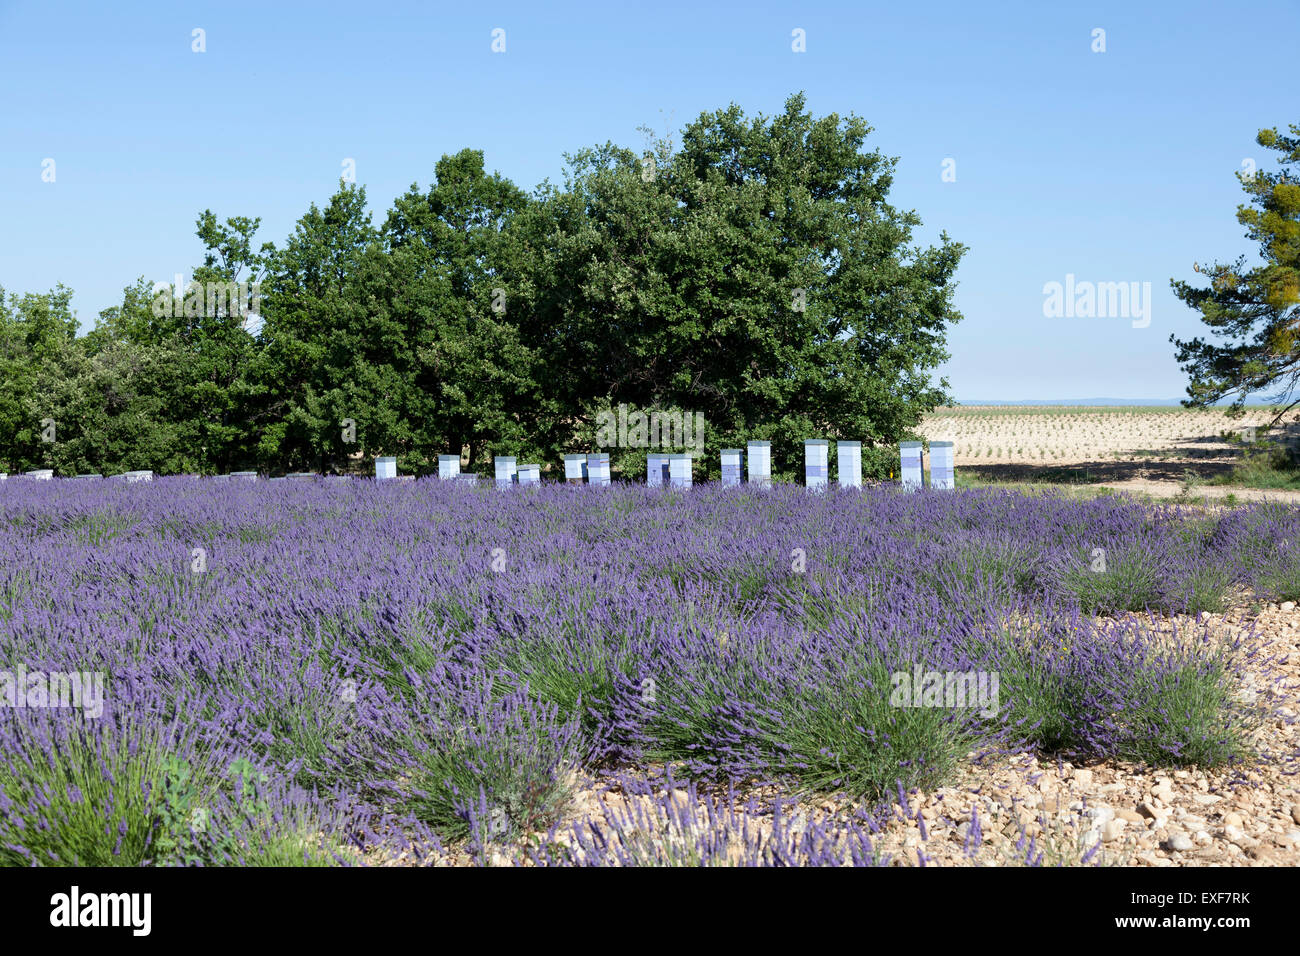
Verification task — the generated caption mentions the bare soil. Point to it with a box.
[921,406,1300,500]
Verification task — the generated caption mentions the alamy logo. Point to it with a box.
[890,667,1000,718]
[50,886,151,936]
[1042,274,1151,328]
[152,277,261,319]
[595,403,705,453]
[1,666,104,718]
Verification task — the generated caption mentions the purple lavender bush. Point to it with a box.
[0,477,1289,864]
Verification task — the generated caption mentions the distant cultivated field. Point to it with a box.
[921,406,1274,465]
[920,405,1297,498]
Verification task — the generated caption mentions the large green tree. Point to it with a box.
[0,284,78,472]
[1172,122,1300,421]
[2,96,967,479]
[380,150,549,471]
[514,93,966,479]
[252,156,548,476]
[139,212,268,472]
[250,183,384,472]
[37,279,195,474]
[187,211,267,470]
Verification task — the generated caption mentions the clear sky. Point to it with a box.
[2,0,1295,401]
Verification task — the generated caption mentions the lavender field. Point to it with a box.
[2,478,1297,866]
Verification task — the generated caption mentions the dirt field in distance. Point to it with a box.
[920,405,1300,501]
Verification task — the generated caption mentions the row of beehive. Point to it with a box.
[393,440,955,489]
[1,442,954,488]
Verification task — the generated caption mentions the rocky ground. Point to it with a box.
[826,600,1298,867]
[369,600,1300,867]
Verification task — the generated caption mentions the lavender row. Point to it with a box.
[0,479,1289,865]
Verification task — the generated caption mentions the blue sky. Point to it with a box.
[2,0,1296,401]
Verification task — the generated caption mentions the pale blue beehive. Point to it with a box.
[837,441,862,488]
[646,453,668,487]
[721,449,742,486]
[494,456,517,487]
[586,453,610,486]
[804,440,829,490]
[668,453,692,488]
[899,442,923,491]
[564,454,586,484]
[930,441,955,490]
[746,441,771,487]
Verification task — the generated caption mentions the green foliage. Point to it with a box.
[152,754,206,866]
[1180,564,1235,616]
[35,284,197,475]
[153,754,333,866]
[1171,120,1300,423]
[1112,655,1252,767]
[0,284,78,472]
[0,720,163,866]
[1258,563,1300,603]
[992,629,1250,766]
[1058,548,1165,614]
[400,702,580,843]
[0,96,965,475]
[1212,441,1300,489]
[516,93,964,477]
[772,660,988,801]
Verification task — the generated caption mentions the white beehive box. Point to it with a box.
[564,454,587,484]
[804,440,829,490]
[746,441,771,487]
[720,449,743,486]
[668,453,692,488]
[837,441,862,488]
[586,453,610,486]
[900,442,923,491]
[494,456,517,487]
[930,441,955,490]
[646,453,668,487]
